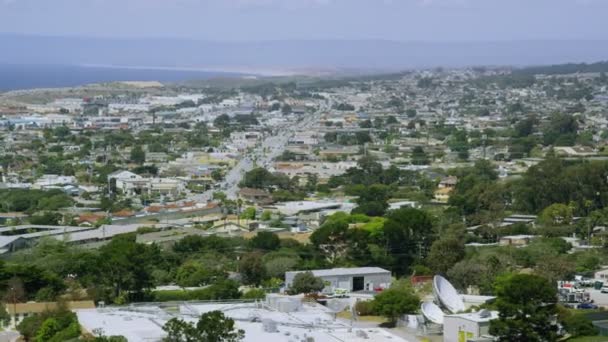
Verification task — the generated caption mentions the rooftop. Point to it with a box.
[76,300,408,342]
[287,267,391,277]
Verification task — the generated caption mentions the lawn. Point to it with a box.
[568,336,608,342]
[336,310,389,324]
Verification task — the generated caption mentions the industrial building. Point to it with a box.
[285,267,391,293]
[76,296,408,342]
[442,311,498,342]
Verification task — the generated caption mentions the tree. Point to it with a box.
[310,219,349,264]
[406,109,417,118]
[214,114,231,130]
[130,145,145,165]
[382,208,434,275]
[249,232,280,251]
[281,104,292,115]
[269,102,281,112]
[372,283,420,323]
[98,234,157,302]
[386,115,399,125]
[288,272,324,295]
[4,276,26,303]
[411,146,429,165]
[359,119,372,129]
[175,261,225,288]
[543,113,579,146]
[489,274,559,342]
[239,253,266,286]
[539,203,574,226]
[163,311,244,342]
[264,257,299,279]
[427,238,465,274]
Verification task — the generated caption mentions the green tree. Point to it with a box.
[411,146,429,165]
[371,283,420,323]
[281,104,292,115]
[288,272,324,295]
[382,208,434,275]
[163,311,244,342]
[130,145,146,165]
[249,232,280,251]
[175,260,226,288]
[426,237,465,274]
[98,234,157,301]
[239,253,266,286]
[359,119,372,129]
[489,274,559,342]
[539,203,574,226]
[264,257,299,279]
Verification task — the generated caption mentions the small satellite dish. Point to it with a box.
[478,309,491,318]
[433,275,466,313]
[421,302,444,325]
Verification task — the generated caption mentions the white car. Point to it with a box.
[601,287,608,294]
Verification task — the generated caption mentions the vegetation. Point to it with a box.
[163,311,244,342]
[489,274,559,341]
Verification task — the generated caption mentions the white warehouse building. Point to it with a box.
[285,267,391,293]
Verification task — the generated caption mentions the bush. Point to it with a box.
[288,272,325,295]
[562,312,599,337]
[152,290,191,302]
[152,280,242,302]
[242,288,266,300]
[18,309,80,342]
[355,300,376,316]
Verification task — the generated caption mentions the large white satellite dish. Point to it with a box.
[420,301,444,325]
[433,275,465,313]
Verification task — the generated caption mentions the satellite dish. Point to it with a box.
[478,309,491,318]
[433,275,466,313]
[421,302,444,325]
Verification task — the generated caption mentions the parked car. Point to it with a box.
[601,286,608,294]
[577,303,599,309]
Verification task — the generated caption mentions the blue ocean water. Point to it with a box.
[0,64,242,91]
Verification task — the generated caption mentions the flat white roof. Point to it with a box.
[444,310,499,323]
[76,301,409,342]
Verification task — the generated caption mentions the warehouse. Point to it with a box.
[285,267,391,293]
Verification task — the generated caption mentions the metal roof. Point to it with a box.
[287,267,390,277]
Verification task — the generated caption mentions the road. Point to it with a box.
[189,109,323,203]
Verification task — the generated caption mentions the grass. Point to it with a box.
[567,336,608,342]
[336,310,389,323]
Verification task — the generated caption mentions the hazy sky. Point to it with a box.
[1,0,607,41]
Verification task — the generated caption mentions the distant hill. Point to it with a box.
[3,34,608,71]
[515,61,608,75]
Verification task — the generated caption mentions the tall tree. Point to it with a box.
[130,145,145,165]
[489,274,559,342]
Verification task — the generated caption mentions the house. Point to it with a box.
[443,310,498,342]
[434,187,453,203]
[285,267,391,293]
[499,235,536,247]
[434,176,458,203]
[439,176,458,189]
[33,175,77,189]
[239,188,274,205]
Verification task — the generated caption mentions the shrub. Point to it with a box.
[242,289,266,300]
[354,300,376,316]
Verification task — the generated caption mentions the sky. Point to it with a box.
[0,0,607,42]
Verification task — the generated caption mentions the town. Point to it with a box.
[1,63,608,341]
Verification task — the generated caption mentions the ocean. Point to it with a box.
[0,64,243,91]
